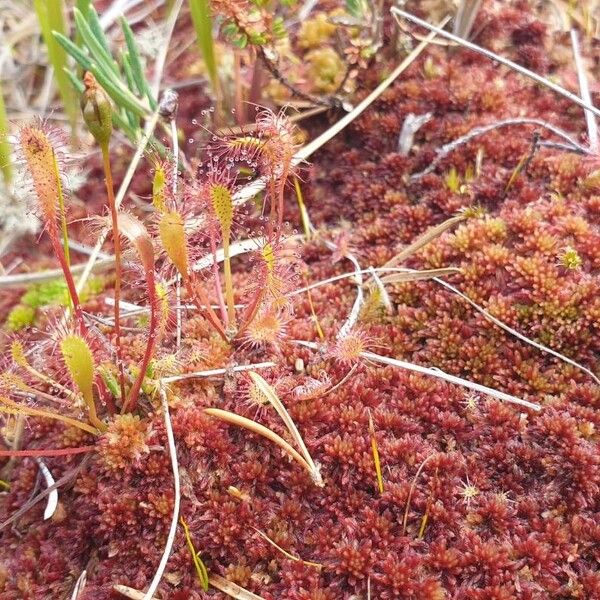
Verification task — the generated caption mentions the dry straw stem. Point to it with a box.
[115,577,267,600]
[380,214,467,270]
[429,274,600,385]
[34,458,58,520]
[248,372,323,486]
[402,453,437,534]
[293,340,541,411]
[392,8,600,120]
[162,361,276,383]
[204,408,316,481]
[251,526,323,569]
[209,574,266,600]
[571,28,598,153]
[137,387,180,600]
[411,117,591,180]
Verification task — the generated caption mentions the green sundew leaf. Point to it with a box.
[120,17,146,97]
[188,0,218,94]
[73,7,120,78]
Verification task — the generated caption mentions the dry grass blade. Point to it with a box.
[571,28,598,152]
[251,527,323,569]
[381,215,466,269]
[453,0,483,39]
[248,372,323,486]
[411,117,590,180]
[204,408,315,480]
[402,453,437,534]
[137,387,180,600]
[113,585,159,600]
[70,570,87,600]
[293,341,541,411]
[35,458,58,520]
[0,258,115,290]
[209,574,266,600]
[378,267,461,286]
[431,276,600,385]
[392,8,600,119]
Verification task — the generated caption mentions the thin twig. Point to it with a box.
[140,387,180,600]
[162,361,276,383]
[392,8,600,120]
[428,275,600,385]
[411,117,591,180]
[571,28,598,152]
[293,340,541,411]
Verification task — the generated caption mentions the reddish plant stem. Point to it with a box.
[48,227,87,334]
[186,275,228,341]
[209,234,228,325]
[101,145,127,403]
[0,445,95,458]
[123,271,158,413]
[236,287,265,340]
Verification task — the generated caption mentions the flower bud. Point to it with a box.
[80,71,112,147]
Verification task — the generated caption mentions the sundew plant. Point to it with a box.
[1,1,600,599]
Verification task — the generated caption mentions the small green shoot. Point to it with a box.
[180,516,209,591]
[33,0,79,135]
[188,0,219,100]
[0,81,11,183]
[367,410,384,495]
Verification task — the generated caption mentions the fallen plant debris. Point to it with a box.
[1,1,600,599]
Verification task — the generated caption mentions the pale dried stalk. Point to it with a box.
[392,8,600,119]
[293,340,541,411]
[571,29,598,152]
[411,117,591,180]
[139,387,180,600]
[209,574,266,600]
[162,361,276,383]
[35,458,58,520]
[204,408,315,479]
[429,275,600,385]
[248,372,323,486]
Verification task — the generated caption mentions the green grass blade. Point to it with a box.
[121,53,141,129]
[87,6,114,63]
[73,7,120,78]
[53,31,93,71]
[188,0,218,94]
[33,0,79,134]
[75,0,92,47]
[63,67,85,93]
[119,17,158,109]
[0,81,12,184]
[120,18,145,97]
[54,32,148,118]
